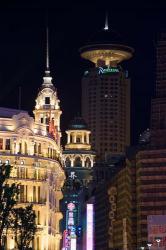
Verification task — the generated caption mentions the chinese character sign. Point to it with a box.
[148,215,166,250]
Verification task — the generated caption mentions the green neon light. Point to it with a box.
[98,67,119,74]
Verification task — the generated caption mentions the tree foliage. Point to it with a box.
[13,204,37,250]
[0,164,19,247]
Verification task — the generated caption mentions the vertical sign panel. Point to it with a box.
[86,204,94,250]
[70,237,77,250]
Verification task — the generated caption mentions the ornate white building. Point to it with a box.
[0,31,65,250]
[62,117,95,174]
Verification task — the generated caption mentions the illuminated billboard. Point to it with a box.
[86,204,94,250]
[70,237,77,250]
[147,215,166,250]
[62,202,77,250]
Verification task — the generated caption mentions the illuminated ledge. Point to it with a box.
[65,144,91,150]
[10,177,46,182]
[0,152,62,166]
[80,43,134,64]
[17,201,46,206]
[63,149,96,155]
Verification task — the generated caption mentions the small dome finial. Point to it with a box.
[104,11,109,31]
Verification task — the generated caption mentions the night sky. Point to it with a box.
[0,1,166,145]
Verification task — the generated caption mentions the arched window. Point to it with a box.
[74,157,82,167]
[19,143,22,153]
[25,142,28,154]
[34,143,37,154]
[85,157,91,168]
[65,158,71,167]
[38,143,41,154]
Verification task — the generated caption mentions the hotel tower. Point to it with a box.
[80,17,134,160]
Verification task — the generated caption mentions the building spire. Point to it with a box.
[104,12,109,31]
[42,26,54,88]
[45,27,50,76]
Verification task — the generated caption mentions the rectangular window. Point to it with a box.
[45,97,50,104]
[0,139,3,150]
[33,186,36,202]
[5,139,10,150]
[20,185,24,202]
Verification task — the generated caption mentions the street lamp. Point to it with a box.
[155,237,161,249]
[140,247,145,250]
[147,242,152,250]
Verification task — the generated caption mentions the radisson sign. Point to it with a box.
[98,67,119,74]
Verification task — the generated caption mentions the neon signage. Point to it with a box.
[67,203,75,211]
[70,237,77,250]
[69,172,77,180]
[86,204,94,250]
[98,66,119,74]
[63,202,77,250]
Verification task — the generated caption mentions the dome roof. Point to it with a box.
[88,29,124,45]
[68,117,88,130]
[79,28,134,63]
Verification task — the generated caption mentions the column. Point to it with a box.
[81,133,84,143]
[30,141,35,155]
[82,157,85,167]
[71,158,74,167]
[67,132,70,144]
[3,139,5,150]
[24,185,27,202]
[73,134,76,143]
[90,158,93,167]
[86,133,90,144]
[13,142,16,154]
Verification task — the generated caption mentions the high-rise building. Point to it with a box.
[0,29,65,250]
[93,155,135,250]
[61,117,95,250]
[80,19,134,160]
[151,33,166,146]
[135,33,166,249]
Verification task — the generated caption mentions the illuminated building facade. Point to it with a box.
[0,31,65,250]
[135,33,166,248]
[136,149,166,247]
[61,117,95,250]
[151,33,166,146]
[80,19,134,160]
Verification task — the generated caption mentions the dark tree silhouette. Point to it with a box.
[13,204,37,250]
[0,164,19,248]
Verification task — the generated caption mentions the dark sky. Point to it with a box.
[0,1,166,145]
